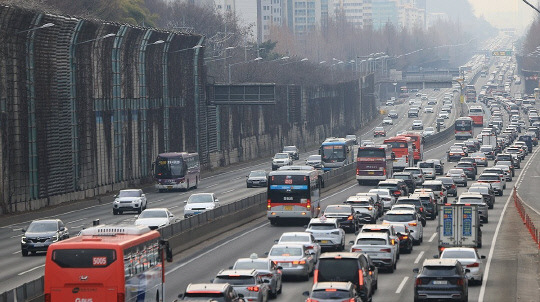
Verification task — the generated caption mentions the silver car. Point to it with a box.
[477,173,504,195]
[368,188,396,210]
[305,154,323,169]
[439,247,486,285]
[350,233,398,273]
[403,167,425,185]
[232,254,283,298]
[469,152,488,167]
[457,193,489,223]
[246,170,268,188]
[446,169,468,187]
[382,209,424,244]
[267,244,315,280]
[277,232,321,262]
[305,217,345,251]
[213,269,270,302]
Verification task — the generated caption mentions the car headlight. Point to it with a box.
[21,237,27,243]
[52,235,59,242]
[114,199,119,204]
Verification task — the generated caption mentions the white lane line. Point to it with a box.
[18,264,45,276]
[414,251,425,264]
[169,205,180,209]
[321,184,358,201]
[428,232,438,243]
[156,199,164,202]
[166,222,269,275]
[10,234,22,239]
[223,189,235,194]
[478,143,540,302]
[395,276,409,294]
[206,183,219,188]
[12,250,21,255]
[67,218,86,224]
[12,228,22,232]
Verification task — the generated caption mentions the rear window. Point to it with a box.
[478,175,499,181]
[317,259,359,283]
[418,162,434,168]
[311,289,351,299]
[439,178,453,185]
[356,238,387,245]
[422,185,442,191]
[458,198,484,204]
[384,214,415,222]
[280,235,309,243]
[184,293,226,301]
[308,223,336,230]
[378,184,398,190]
[441,250,476,259]
[269,247,303,256]
[422,266,459,277]
[214,276,255,285]
[52,249,117,268]
[325,206,351,214]
[397,200,421,207]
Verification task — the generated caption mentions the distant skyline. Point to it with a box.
[469,0,537,33]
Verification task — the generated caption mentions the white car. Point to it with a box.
[183,193,220,218]
[368,188,396,210]
[305,217,345,251]
[112,189,147,215]
[350,233,398,272]
[422,127,435,137]
[438,112,449,119]
[305,154,323,169]
[382,209,424,244]
[272,152,293,170]
[134,208,176,230]
[383,117,393,125]
[439,247,486,285]
[412,120,424,130]
[424,106,434,113]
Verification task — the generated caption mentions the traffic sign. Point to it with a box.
[492,50,513,56]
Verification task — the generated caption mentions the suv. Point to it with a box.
[213,269,269,302]
[396,196,427,224]
[457,193,489,223]
[184,193,220,218]
[413,259,469,302]
[315,252,375,302]
[359,224,401,258]
[412,120,424,130]
[426,159,444,175]
[377,179,409,198]
[323,204,358,233]
[282,145,300,160]
[112,189,147,215]
[411,193,437,220]
[456,162,477,180]
[495,153,518,171]
[350,233,398,273]
[408,108,419,118]
[272,152,293,170]
[477,173,504,196]
[382,209,424,244]
[393,172,416,192]
[468,186,495,209]
[303,282,361,302]
[305,217,346,251]
[344,196,377,224]
[420,180,447,203]
[417,161,436,180]
[21,219,69,256]
[438,177,457,197]
[177,283,244,301]
[403,167,425,186]
[232,254,283,298]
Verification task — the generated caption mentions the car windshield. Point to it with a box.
[356,238,387,245]
[249,171,267,177]
[214,276,255,285]
[283,146,296,152]
[269,247,303,256]
[118,191,141,198]
[275,153,289,159]
[307,155,321,161]
[422,266,459,277]
[138,210,167,218]
[280,235,309,243]
[311,290,351,299]
[308,223,336,230]
[188,194,214,203]
[384,214,415,222]
[27,221,57,233]
[234,261,269,270]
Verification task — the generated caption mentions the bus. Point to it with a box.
[455,117,474,140]
[383,136,414,172]
[44,225,172,302]
[319,137,355,171]
[465,85,476,103]
[468,105,484,127]
[400,132,424,163]
[153,152,200,192]
[267,169,321,225]
[534,88,540,104]
[356,144,394,185]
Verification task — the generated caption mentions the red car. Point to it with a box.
[374,127,386,137]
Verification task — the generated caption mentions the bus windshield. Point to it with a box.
[155,156,184,178]
[357,149,385,158]
[321,145,346,162]
[455,122,472,131]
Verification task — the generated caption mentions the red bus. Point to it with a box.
[468,105,484,127]
[455,117,474,140]
[383,136,414,172]
[356,144,394,185]
[153,152,200,192]
[400,132,424,164]
[44,225,172,302]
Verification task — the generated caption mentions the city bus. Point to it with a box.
[356,144,394,185]
[468,105,484,127]
[383,136,414,172]
[153,152,200,192]
[44,225,173,302]
[319,137,355,171]
[400,132,424,163]
[267,169,321,225]
[455,117,474,140]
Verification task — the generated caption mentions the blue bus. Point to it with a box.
[319,137,355,171]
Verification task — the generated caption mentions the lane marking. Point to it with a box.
[166,222,269,275]
[395,276,409,294]
[10,234,22,239]
[12,250,21,255]
[223,189,235,194]
[428,232,438,242]
[67,218,85,224]
[18,264,45,276]
[414,251,425,264]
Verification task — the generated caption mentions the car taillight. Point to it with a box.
[293,260,306,265]
[306,299,320,302]
[307,199,311,209]
[460,153,465,156]
[409,222,417,226]
[440,191,443,196]
[356,168,360,175]
[415,278,423,285]
[267,199,271,210]
[456,279,465,286]
[383,168,387,175]
[394,190,401,195]
[247,286,260,292]
[452,184,456,189]
[368,206,373,210]
[418,174,423,178]
[419,208,423,212]
[306,245,314,249]
[351,248,362,252]
[466,262,480,268]
[358,270,364,286]
[347,215,353,221]
[380,248,392,253]
[400,235,408,240]
[117,293,125,302]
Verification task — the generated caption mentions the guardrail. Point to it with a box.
[513,188,540,249]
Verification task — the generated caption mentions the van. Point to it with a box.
[315,252,375,301]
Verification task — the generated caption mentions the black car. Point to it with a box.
[392,172,416,192]
[392,224,414,254]
[21,219,69,256]
[413,259,469,302]
[246,170,268,188]
[412,193,437,220]
[323,204,358,233]
[377,179,409,198]
[468,186,496,209]
[456,162,476,180]
[438,177,457,197]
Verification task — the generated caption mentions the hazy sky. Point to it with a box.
[469,0,537,32]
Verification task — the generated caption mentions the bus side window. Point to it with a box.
[124,252,133,278]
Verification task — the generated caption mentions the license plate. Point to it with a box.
[284,206,293,211]
[368,171,374,175]
[167,186,173,189]
[433,280,447,285]
[320,240,328,244]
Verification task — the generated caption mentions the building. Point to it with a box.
[398,1,425,30]
[258,0,285,43]
[331,0,370,28]
[372,0,399,30]
[284,0,322,36]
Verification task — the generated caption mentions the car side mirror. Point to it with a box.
[302,291,310,297]
[274,239,279,243]
[60,227,65,231]
[433,255,439,259]
[410,230,414,233]
[263,279,270,283]
[264,252,269,256]
[481,255,486,259]
[183,200,187,203]
[277,266,283,270]
[303,225,308,228]
[349,240,354,244]
[370,265,376,271]
[465,269,471,273]
[229,266,233,269]
[413,268,420,273]
[21,229,26,233]
[134,215,139,218]
[215,199,219,202]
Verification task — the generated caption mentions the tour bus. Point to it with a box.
[153,152,200,192]
[267,169,321,225]
[400,132,424,163]
[468,105,484,127]
[44,225,172,302]
[356,144,394,185]
[319,137,355,171]
[383,136,414,172]
[455,117,474,140]
[465,85,476,102]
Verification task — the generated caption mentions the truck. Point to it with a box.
[481,134,497,149]
[438,204,482,254]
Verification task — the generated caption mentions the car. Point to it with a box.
[305,217,346,251]
[323,204,358,233]
[408,108,420,118]
[480,145,496,160]
[368,188,396,210]
[392,172,416,192]
[112,189,147,215]
[382,209,424,244]
[456,162,477,180]
[403,167,425,185]
[493,164,513,182]
[413,259,469,302]
[426,158,444,175]
[457,193,489,223]
[436,118,446,128]
[213,269,270,302]
[361,140,375,147]
[395,196,427,224]
[246,170,268,188]
[350,233,398,272]
[439,247,486,285]
[359,223,401,258]
[184,193,220,218]
[483,167,508,187]
[314,252,375,302]
[374,127,386,137]
[21,219,69,256]
[345,134,358,145]
[477,173,504,196]
[411,192,437,220]
[438,177,457,197]
[277,232,321,263]
[496,153,518,170]
[386,99,395,106]
[424,106,434,113]
[383,117,394,125]
[267,244,315,280]
[134,208,176,230]
[418,161,436,180]
[438,111,449,119]
[344,196,377,224]
[388,110,398,119]
[412,120,424,130]
[447,146,467,162]
[303,282,361,302]
[355,192,384,218]
[271,152,293,170]
[470,152,488,166]
[305,154,323,169]
[176,283,244,302]
[422,127,435,137]
[377,179,408,198]
[427,98,437,105]
[232,253,283,298]
[282,145,299,160]
[420,180,448,203]
[446,169,468,187]
[468,185,495,209]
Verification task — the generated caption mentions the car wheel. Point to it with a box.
[277,280,282,294]
[270,287,278,299]
[118,210,123,215]
[137,207,142,214]
[113,209,118,215]
[388,262,395,273]
[489,203,494,209]
[484,217,489,223]
[21,250,28,257]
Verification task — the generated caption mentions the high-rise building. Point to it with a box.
[284,0,322,36]
[372,0,399,30]
[331,0,370,28]
[258,0,284,43]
